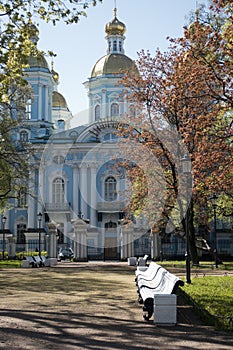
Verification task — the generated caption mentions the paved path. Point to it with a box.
[0,262,232,350]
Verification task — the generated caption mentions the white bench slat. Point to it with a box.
[135,261,184,320]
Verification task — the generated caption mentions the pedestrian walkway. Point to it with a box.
[0,261,232,349]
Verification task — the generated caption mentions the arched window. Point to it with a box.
[103,133,117,143]
[20,130,29,142]
[105,221,117,229]
[17,187,27,207]
[119,41,122,52]
[53,155,65,164]
[95,104,100,120]
[26,99,31,119]
[17,223,26,244]
[111,103,119,117]
[52,178,65,203]
[104,176,117,201]
[113,40,117,51]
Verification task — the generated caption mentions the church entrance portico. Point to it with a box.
[104,220,119,260]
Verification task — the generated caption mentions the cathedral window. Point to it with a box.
[105,221,117,229]
[53,155,65,164]
[20,130,29,142]
[103,133,117,143]
[25,99,31,119]
[95,104,100,121]
[119,41,122,52]
[111,103,119,117]
[16,223,26,244]
[17,187,27,207]
[52,178,65,203]
[104,176,117,201]
[113,40,117,51]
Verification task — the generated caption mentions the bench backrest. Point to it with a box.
[137,262,184,300]
[135,261,160,278]
[33,255,41,262]
[25,256,35,262]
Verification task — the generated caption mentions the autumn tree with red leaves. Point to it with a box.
[119,1,233,265]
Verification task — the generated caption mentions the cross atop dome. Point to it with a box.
[114,0,117,18]
[105,4,126,54]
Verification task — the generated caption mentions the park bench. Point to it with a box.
[137,254,149,267]
[135,261,184,321]
[33,255,47,267]
[23,255,47,268]
[23,256,40,268]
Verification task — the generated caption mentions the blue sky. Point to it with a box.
[38,0,209,126]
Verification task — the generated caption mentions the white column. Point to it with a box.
[5,210,10,230]
[102,89,107,119]
[28,170,36,229]
[80,164,88,219]
[73,165,79,218]
[38,165,44,214]
[88,93,93,123]
[121,222,134,259]
[38,84,42,120]
[90,164,97,227]
[44,85,48,121]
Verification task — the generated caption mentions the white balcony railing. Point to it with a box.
[97,201,125,212]
[45,203,70,211]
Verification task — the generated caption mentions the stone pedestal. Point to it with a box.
[120,222,134,260]
[72,218,88,261]
[47,221,58,259]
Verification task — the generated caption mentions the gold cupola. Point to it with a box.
[51,61,59,84]
[105,8,126,36]
[89,7,139,78]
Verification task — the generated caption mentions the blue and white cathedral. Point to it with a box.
[3,8,232,262]
[4,8,153,261]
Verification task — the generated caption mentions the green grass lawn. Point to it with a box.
[181,276,233,331]
[0,259,22,268]
[160,260,233,270]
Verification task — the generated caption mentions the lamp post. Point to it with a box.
[181,154,191,284]
[209,194,218,268]
[37,212,42,257]
[1,215,7,260]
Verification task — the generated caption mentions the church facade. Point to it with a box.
[3,9,232,262]
[4,9,155,261]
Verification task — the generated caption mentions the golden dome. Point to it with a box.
[24,23,49,70]
[27,54,49,69]
[105,9,126,36]
[91,53,138,78]
[27,23,39,41]
[52,91,68,109]
[51,68,59,83]
[51,61,59,83]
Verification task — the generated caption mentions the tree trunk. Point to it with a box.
[189,199,199,266]
[181,198,199,266]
